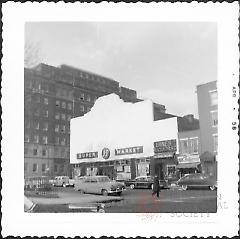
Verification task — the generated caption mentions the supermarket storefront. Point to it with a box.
[70,94,179,180]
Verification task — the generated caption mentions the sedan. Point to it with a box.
[74,176,125,196]
[177,173,217,190]
[125,176,169,189]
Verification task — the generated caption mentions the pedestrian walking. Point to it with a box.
[152,175,160,200]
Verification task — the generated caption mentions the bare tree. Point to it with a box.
[24,40,43,68]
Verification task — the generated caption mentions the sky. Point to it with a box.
[25,22,217,118]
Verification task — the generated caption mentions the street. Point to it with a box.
[47,186,217,213]
[105,188,217,213]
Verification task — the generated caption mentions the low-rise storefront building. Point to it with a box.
[70,94,180,181]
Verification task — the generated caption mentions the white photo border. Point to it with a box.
[2,2,239,237]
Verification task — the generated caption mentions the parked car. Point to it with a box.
[124,176,169,189]
[24,196,105,213]
[176,173,217,190]
[52,176,75,187]
[74,176,125,196]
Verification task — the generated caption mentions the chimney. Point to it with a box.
[183,114,194,122]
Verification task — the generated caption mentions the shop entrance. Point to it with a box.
[98,166,115,180]
[154,163,164,180]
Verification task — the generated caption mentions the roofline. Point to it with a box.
[196,80,217,88]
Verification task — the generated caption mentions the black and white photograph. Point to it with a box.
[2,2,239,238]
[23,21,218,214]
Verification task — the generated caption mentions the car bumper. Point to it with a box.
[108,189,124,194]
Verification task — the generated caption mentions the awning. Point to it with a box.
[176,162,200,169]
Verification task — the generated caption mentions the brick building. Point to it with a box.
[196,81,218,178]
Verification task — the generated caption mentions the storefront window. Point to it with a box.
[180,139,188,154]
[137,163,149,176]
[124,165,131,173]
[166,165,176,178]
[189,137,198,154]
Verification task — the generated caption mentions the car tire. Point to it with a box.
[116,192,122,196]
[130,184,135,189]
[182,185,188,191]
[101,189,108,196]
[98,209,105,213]
[209,185,216,191]
[78,189,84,194]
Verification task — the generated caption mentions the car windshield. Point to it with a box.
[97,177,111,182]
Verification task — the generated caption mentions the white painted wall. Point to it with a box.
[70,94,178,164]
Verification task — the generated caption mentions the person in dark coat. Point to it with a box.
[152,175,160,199]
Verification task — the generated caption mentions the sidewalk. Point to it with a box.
[29,191,123,205]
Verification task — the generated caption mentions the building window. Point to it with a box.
[67,115,71,121]
[180,139,188,154]
[42,164,46,172]
[33,135,39,143]
[35,95,40,103]
[44,97,48,105]
[43,110,48,117]
[42,149,47,156]
[80,105,84,112]
[24,163,28,172]
[62,89,67,97]
[211,111,218,127]
[56,100,60,107]
[93,96,97,102]
[86,95,91,102]
[62,102,66,109]
[43,84,49,93]
[55,137,59,145]
[209,90,218,106]
[87,107,91,112]
[34,109,40,116]
[54,164,58,172]
[61,138,66,146]
[67,103,72,110]
[34,122,39,130]
[37,83,41,90]
[33,163,38,172]
[80,93,84,101]
[43,136,48,144]
[60,164,64,172]
[61,125,66,133]
[43,122,48,131]
[189,137,198,154]
[26,120,30,128]
[55,113,60,120]
[55,124,59,132]
[33,148,38,156]
[166,165,176,178]
[24,148,28,155]
[26,94,31,102]
[61,113,66,120]
[213,134,218,152]
[24,135,30,142]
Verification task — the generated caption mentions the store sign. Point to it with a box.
[102,148,110,159]
[154,139,177,153]
[178,154,200,164]
[77,151,98,159]
[115,146,143,156]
